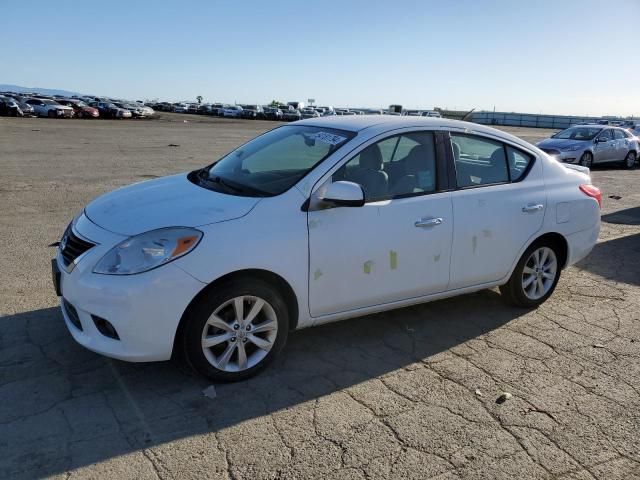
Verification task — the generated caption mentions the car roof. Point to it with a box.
[295,115,544,153]
[295,114,498,134]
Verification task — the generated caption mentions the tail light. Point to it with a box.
[579,184,602,208]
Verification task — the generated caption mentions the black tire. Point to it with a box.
[579,151,593,168]
[181,278,289,382]
[623,151,636,170]
[499,240,562,308]
[47,110,56,118]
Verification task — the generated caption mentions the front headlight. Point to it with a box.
[93,227,202,275]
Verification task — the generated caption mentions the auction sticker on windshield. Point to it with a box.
[313,132,348,146]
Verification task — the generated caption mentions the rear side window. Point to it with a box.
[506,146,533,181]
[613,129,626,140]
[451,134,509,187]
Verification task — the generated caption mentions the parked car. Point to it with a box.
[0,96,23,116]
[263,106,283,121]
[240,105,264,119]
[281,108,302,121]
[536,125,638,169]
[3,95,35,116]
[57,99,99,118]
[26,98,74,118]
[220,105,243,118]
[89,101,132,119]
[114,102,153,118]
[300,107,320,119]
[52,116,601,381]
[173,103,189,113]
[317,106,335,116]
[210,103,226,116]
[154,102,173,112]
[187,104,200,114]
[197,104,212,114]
[421,110,442,118]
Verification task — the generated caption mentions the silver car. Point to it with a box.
[537,124,638,169]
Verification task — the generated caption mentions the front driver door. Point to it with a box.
[593,128,614,163]
[307,130,453,318]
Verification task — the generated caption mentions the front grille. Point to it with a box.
[63,298,83,331]
[60,227,95,267]
[541,148,560,156]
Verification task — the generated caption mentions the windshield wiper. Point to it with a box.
[197,169,271,197]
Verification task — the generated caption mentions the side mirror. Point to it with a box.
[318,181,365,207]
[595,137,607,143]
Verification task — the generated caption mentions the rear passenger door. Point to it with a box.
[448,133,545,289]
[613,129,628,161]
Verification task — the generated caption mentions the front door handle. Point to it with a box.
[415,217,443,228]
[522,204,544,213]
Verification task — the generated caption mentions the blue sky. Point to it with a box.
[3,0,639,116]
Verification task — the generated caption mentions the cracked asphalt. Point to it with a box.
[1,114,639,479]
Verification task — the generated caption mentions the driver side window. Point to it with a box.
[598,129,613,142]
[333,132,437,202]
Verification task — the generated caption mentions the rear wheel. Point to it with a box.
[623,151,636,169]
[181,278,289,381]
[579,151,593,168]
[500,241,561,308]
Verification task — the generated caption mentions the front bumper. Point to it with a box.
[54,215,205,362]
[541,147,584,164]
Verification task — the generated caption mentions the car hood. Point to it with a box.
[84,173,261,236]
[537,138,587,149]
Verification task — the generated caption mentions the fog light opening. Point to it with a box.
[92,315,120,340]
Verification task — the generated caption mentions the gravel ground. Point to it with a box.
[1,114,639,480]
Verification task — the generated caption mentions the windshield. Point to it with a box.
[553,127,601,141]
[196,125,355,196]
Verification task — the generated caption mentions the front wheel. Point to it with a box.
[181,279,289,381]
[500,242,561,308]
[623,151,636,170]
[579,151,593,168]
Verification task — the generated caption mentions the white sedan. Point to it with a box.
[53,116,601,381]
[220,105,243,118]
[26,98,74,118]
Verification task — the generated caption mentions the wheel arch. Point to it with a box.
[172,268,299,359]
[529,231,569,269]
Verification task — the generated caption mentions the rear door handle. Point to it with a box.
[415,217,443,228]
[522,204,544,213]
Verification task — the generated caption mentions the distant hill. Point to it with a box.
[0,84,84,97]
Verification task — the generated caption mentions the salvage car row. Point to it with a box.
[148,101,407,121]
[0,92,155,119]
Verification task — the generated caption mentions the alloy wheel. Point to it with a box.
[625,152,636,169]
[580,152,593,168]
[201,295,278,372]
[521,247,557,300]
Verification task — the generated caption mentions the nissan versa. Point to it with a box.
[53,116,601,381]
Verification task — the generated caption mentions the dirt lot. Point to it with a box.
[1,114,639,480]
